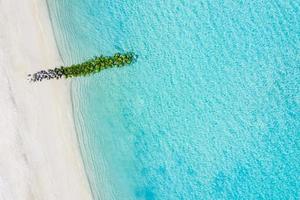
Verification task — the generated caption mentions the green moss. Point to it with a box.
[28,52,137,82]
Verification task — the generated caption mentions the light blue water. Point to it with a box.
[47,1,300,199]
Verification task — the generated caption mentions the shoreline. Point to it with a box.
[0,0,93,199]
[45,1,95,198]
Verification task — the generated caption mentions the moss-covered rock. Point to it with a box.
[28,52,137,82]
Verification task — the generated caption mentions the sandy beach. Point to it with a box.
[0,0,92,199]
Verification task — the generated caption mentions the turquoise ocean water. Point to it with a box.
[47,1,299,199]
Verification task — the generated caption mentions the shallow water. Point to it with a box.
[48,0,300,199]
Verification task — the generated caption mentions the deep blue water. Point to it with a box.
[48,1,300,199]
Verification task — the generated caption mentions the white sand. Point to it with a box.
[0,0,93,199]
